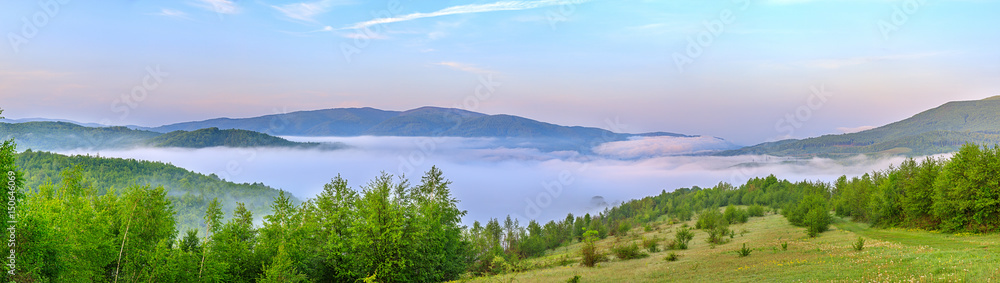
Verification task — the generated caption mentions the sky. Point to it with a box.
[2,0,999,145]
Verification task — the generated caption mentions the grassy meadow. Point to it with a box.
[462,210,1000,282]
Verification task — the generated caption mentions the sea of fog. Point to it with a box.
[60,136,921,225]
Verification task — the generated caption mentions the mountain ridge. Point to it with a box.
[718,96,1000,156]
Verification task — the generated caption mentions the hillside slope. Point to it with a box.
[0,122,322,151]
[15,150,295,233]
[718,97,1000,156]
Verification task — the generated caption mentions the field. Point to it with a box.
[463,212,1000,282]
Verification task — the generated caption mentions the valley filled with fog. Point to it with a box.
[59,136,926,224]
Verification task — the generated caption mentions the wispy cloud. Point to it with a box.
[273,0,353,23]
[340,0,584,30]
[155,8,192,20]
[192,0,239,15]
[435,62,496,75]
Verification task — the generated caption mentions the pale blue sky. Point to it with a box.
[1,0,998,144]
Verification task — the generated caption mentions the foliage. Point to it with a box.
[674,226,695,250]
[610,242,648,260]
[664,252,680,262]
[735,243,752,257]
[15,149,289,234]
[642,236,661,253]
[578,230,607,267]
[852,237,865,251]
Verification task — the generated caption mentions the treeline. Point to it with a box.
[15,149,290,234]
[832,143,1000,232]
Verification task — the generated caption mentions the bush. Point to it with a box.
[674,226,695,250]
[724,205,749,224]
[579,230,608,267]
[806,208,830,237]
[616,222,632,236]
[611,242,649,260]
[697,209,726,230]
[747,204,766,217]
[642,237,661,253]
[664,252,680,262]
[566,275,581,283]
[852,237,865,251]
[735,243,752,257]
[706,225,731,244]
[781,242,788,251]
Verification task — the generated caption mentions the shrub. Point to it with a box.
[566,275,581,283]
[617,222,632,236]
[579,230,608,267]
[611,242,649,260]
[643,223,654,232]
[853,237,865,251]
[747,204,766,217]
[706,225,731,244]
[736,243,752,257]
[806,208,830,237]
[674,226,695,250]
[697,209,726,230]
[642,237,661,253]
[781,242,788,251]
[724,205,749,224]
[664,252,680,262]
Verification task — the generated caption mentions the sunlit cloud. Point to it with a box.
[155,8,191,20]
[339,0,587,30]
[192,0,239,15]
[272,0,354,23]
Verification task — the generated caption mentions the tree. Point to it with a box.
[258,244,308,283]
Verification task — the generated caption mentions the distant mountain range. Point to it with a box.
[718,96,1000,157]
[0,122,326,151]
[147,106,707,153]
[10,96,999,158]
[150,106,691,140]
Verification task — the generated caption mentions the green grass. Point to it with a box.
[461,213,1000,282]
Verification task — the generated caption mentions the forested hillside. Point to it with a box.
[15,149,293,233]
[147,127,320,148]
[0,122,323,151]
[719,97,1000,157]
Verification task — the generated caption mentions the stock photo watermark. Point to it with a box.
[6,171,18,276]
[396,73,501,177]
[7,0,71,54]
[877,0,927,41]
[520,117,628,220]
[774,84,833,139]
[341,0,411,63]
[673,0,750,73]
[546,0,587,30]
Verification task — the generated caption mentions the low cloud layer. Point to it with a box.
[59,136,932,225]
[593,136,742,158]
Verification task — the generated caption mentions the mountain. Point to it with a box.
[718,96,1000,157]
[0,122,324,151]
[153,107,400,136]
[0,117,147,130]
[151,106,691,139]
[149,106,704,153]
